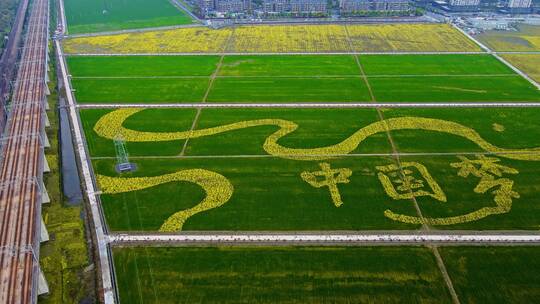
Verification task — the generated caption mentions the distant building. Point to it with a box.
[468,18,510,30]
[197,0,252,15]
[216,0,252,13]
[340,0,410,12]
[340,0,371,11]
[198,0,215,15]
[263,0,289,12]
[448,0,480,11]
[377,0,410,11]
[507,0,532,12]
[291,0,327,13]
[262,0,327,14]
[508,0,532,8]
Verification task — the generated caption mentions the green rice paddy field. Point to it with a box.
[112,246,540,304]
[113,246,452,304]
[61,19,540,303]
[67,24,540,303]
[81,107,540,231]
[64,0,194,34]
[67,54,540,103]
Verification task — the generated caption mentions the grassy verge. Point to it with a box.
[38,43,94,303]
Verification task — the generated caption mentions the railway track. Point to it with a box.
[0,0,49,302]
[0,0,31,131]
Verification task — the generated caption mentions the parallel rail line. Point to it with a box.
[0,0,49,302]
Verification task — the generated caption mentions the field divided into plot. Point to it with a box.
[65,0,195,34]
[68,54,540,103]
[81,107,540,232]
[63,20,540,303]
[113,246,452,304]
[63,23,480,53]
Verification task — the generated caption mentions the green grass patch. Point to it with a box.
[65,0,195,34]
[441,247,540,303]
[113,246,451,304]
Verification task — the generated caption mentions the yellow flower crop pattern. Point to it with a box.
[384,158,520,226]
[97,169,233,232]
[63,23,480,54]
[346,24,480,52]
[95,108,540,162]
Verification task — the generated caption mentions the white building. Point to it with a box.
[340,0,410,12]
[448,0,480,6]
[508,0,531,8]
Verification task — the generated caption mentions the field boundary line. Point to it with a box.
[180,30,234,155]
[202,55,226,102]
[89,150,540,160]
[432,246,461,304]
[76,102,540,109]
[355,46,458,301]
[107,232,540,246]
[353,48,429,231]
[179,110,201,156]
[65,51,491,56]
[343,24,356,53]
[167,0,202,22]
[131,254,145,304]
[58,0,68,35]
[71,74,520,79]
[492,53,540,90]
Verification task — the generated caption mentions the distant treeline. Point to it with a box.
[0,0,20,51]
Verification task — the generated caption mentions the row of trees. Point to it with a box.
[0,0,19,51]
